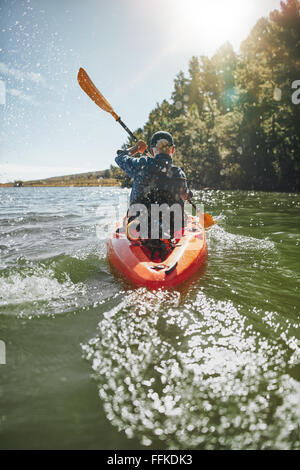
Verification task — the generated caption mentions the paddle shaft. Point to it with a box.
[118,119,151,156]
[116,117,138,142]
[188,198,197,215]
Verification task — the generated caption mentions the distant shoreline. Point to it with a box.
[0,170,121,188]
[0,176,121,188]
[0,183,120,188]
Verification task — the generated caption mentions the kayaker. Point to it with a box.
[115,131,193,239]
[115,131,192,204]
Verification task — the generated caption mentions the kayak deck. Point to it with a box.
[107,214,207,288]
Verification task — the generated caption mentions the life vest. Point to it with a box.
[139,160,187,208]
[127,157,187,241]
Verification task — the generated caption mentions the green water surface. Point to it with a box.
[0,187,299,449]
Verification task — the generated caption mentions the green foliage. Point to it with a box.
[110,164,132,188]
[124,0,300,192]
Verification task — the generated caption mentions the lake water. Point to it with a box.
[0,187,299,449]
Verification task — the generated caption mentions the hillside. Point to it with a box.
[0,169,120,187]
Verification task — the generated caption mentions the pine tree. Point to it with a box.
[123,0,300,192]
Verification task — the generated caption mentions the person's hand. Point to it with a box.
[128,140,147,156]
[137,140,147,154]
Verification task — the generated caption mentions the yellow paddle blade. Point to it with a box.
[203,213,216,229]
[198,212,216,229]
[77,68,119,120]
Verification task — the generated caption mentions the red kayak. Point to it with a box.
[107,214,207,288]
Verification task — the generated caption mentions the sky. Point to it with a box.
[0,0,282,183]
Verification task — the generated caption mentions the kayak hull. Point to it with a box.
[107,215,207,288]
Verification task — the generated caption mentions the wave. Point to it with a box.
[207,223,275,252]
[0,248,111,316]
[0,264,86,316]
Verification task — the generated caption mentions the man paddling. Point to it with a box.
[77,69,215,234]
[116,130,192,205]
[115,131,192,240]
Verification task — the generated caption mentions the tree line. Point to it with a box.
[111,0,300,192]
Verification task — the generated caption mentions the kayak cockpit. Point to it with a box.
[108,214,207,288]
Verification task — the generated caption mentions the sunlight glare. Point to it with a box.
[171,0,257,53]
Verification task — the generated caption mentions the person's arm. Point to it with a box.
[177,169,193,201]
[184,186,194,200]
[181,184,193,201]
[115,140,147,179]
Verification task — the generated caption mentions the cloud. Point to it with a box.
[0,62,47,87]
[7,87,37,104]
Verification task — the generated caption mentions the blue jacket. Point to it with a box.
[115,150,191,205]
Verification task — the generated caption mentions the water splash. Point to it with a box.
[0,249,112,316]
[83,289,300,450]
[207,224,275,252]
[0,262,86,316]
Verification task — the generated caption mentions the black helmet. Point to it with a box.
[150,131,174,149]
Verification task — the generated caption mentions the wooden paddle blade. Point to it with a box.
[77,68,119,120]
